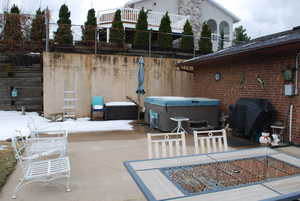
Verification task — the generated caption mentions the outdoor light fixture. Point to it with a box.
[282,69,294,82]
[11,87,18,97]
[10,87,18,106]
[215,72,221,81]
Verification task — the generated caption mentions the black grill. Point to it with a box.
[229,98,276,139]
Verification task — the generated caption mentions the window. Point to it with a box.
[219,21,230,35]
[207,19,217,34]
[219,21,230,42]
[207,19,217,41]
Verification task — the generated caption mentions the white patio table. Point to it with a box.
[124,147,300,201]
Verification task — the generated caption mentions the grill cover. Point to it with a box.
[229,98,276,138]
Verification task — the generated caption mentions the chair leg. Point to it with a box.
[12,178,25,199]
[66,174,71,192]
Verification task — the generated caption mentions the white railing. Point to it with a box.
[211,33,230,42]
[98,8,189,32]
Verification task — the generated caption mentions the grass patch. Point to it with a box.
[0,142,16,191]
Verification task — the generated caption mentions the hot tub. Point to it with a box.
[144,96,220,132]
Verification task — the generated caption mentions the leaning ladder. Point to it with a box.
[63,73,77,119]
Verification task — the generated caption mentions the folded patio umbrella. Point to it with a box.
[136,56,145,95]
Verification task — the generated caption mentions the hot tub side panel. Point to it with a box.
[145,103,220,132]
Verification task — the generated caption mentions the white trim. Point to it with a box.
[206,0,240,23]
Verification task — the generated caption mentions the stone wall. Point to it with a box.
[43,53,194,117]
[178,0,203,33]
[178,0,203,48]
[178,0,235,50]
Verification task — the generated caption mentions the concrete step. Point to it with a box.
[0,56,9,62]
[0,66,42,72]
[0,77,42,85]
[0,104,42,112]
[0,72,43,78]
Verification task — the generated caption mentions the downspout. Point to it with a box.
[289,52,300,144]
[289,104,293,143]
[295,52,300,95]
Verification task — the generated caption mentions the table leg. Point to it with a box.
[177,121,181,133]
[172,127,178,133]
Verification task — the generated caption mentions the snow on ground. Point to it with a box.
[105,102,136,106]
[0,111,134,141]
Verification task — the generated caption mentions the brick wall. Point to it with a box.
[192,53,300,145]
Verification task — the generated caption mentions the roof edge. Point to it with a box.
[125,0,148,7]
[178,37,300,67]
[207,0,240,23]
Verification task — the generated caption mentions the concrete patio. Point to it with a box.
[0,124,299,201]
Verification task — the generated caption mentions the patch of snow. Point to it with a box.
[241,42,257,48]
[0,111,134,141]
[215,48,228,53]
[28,52,40,55]
[147,96,187,100]
[106,102,136,106]
[93,105,104,110]
[276,35,288,40]
[146,96,216,101]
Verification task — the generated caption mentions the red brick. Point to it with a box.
[192,54,300,145]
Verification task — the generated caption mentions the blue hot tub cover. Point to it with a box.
[144,96,220,107]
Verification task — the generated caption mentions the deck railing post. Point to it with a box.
[45,7,49,52]
[193,35,196,57]
[94,27,98,54]
[106,28,110,43]
[149,29,152,57]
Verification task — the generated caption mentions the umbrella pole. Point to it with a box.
[137,94,141,120]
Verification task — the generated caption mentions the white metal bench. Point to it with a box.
[11,134,71,199]
[193,129,228,154]
[26,119,68,157]
[147,132,187,159]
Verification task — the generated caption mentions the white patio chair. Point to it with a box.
[11,134,71,199]
[147,132,187,159]
[193,129,228,154]
[15,129,67,158]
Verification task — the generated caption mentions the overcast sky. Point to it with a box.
[2,0,300,39]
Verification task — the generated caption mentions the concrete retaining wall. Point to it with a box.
[43,52,194,117]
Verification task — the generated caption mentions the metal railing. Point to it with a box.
[0,11,237,57]
[98,8,189,33]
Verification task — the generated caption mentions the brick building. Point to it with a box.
[178,27,300,145]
